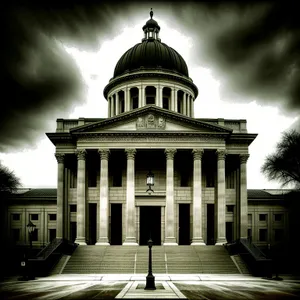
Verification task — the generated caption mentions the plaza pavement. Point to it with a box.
[1,274,300,299]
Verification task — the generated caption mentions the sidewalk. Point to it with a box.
[1,274,300,299]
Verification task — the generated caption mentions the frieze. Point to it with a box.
[136,114,166,129]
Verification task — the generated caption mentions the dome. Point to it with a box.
[113,40,189,78]
[113,9,189,78]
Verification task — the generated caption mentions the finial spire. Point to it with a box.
[150,8,153,19]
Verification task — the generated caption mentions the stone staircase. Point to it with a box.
[62,245,240,274]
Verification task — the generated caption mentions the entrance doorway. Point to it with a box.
[111,204,122,245]
[207,204,215,245]
[226,222,233,243]
[179,204,190,245]
[140,206,161,245]
[88,204,97,245]
[70,222,76,242]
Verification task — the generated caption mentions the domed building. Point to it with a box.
[44,10,258,246]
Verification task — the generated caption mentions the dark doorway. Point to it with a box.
[88,203,97,245]
[226,222,233,243]
[111,204,122,245]
[70,222,76,243]
[179,204,190,245]
[140,206,161,245]
[207,204,215,245]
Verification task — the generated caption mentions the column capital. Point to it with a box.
[98,149,110,160]
[192,148,204,160]
[76,149,87,160]
[165,148,177,160]
[125,148,136,159]
[240,154,250,163]
[55,153,65,163]
[216,149,227,160]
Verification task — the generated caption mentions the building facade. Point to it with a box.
[43,11,258,246]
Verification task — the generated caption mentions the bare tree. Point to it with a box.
[0,162,21,194]
[261,130,300,188]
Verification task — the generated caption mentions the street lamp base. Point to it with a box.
[145,274,156,290]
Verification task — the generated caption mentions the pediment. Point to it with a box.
[70,106,232,135]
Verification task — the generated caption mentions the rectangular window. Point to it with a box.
[132,97,138,109]
[226,205,234,213]
[30,214,39,221]
[113,170,122,187]
[31,229,38,241]
[12,229,20,242]
[248,214,252,223]
[49,229,56,242]
[274,229,284,242]
[70,205,77,212]
[259,214,267,221]
[163,97,169,110]
[259,229,267,242]
[49,214,56,221]
[274,214,283,222]
[120,99,125,113]
[206,171,215,187]
[146,96,155,105]
[12,214,20,221]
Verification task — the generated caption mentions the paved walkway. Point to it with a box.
[1,274,300,299]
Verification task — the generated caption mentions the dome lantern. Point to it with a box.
[142,9,161,42]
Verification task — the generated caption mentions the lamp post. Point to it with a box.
[27,220,36,253]
[145,238,156,290]
[146,171,154,194]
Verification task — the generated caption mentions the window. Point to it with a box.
[274,214,283,222]
[274,229,284,242]
[259,229,267,242]
[31,229,38,241]
[259,214,267,221]
[146,96,155,105]
[49,214,56,221]
[113,170,122,187]
[70,205,77,212]
[12,229,20,242]
[206,171,215,187]
[247,228,252,240]
[12,214,20,221]
[227,205,234,213]
[120,99,125,113]
[248,214,252,223]
[132,97,138,109]
[30,214,38,221]
[163,97,169,110]
[49,229,56,242]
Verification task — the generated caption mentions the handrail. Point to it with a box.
[239,238,268,260]
[35,238,64,260]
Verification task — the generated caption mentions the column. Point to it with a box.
[191,149,205,245]
[110,95,115,117]
[183,93,187,115]
[96,149,110,245]
[174,89,178,112]
[138,87,142,108]
[75,149,87,245]
[159,86,163,108]
[164,148,178,245]
[125,88,131,112]
[240,154,249,239]
[171,88,175,111]
[191,97,194,118]
[115,92,119,115]
[123,148,138,245]
[107,97,111,118]
[156,86,159,107]
[141,85,146,107]
[187,95,190,117]
[215,149,227,245]
[55,153,65,239]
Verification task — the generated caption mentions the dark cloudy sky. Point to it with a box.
[1,1,299,153]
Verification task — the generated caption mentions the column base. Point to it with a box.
[75,237,87,245]
[163,237,178,245]
[123,237,138,245]
[215,237,227,245]
[95,237,109,245]
[191,238,206,246]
